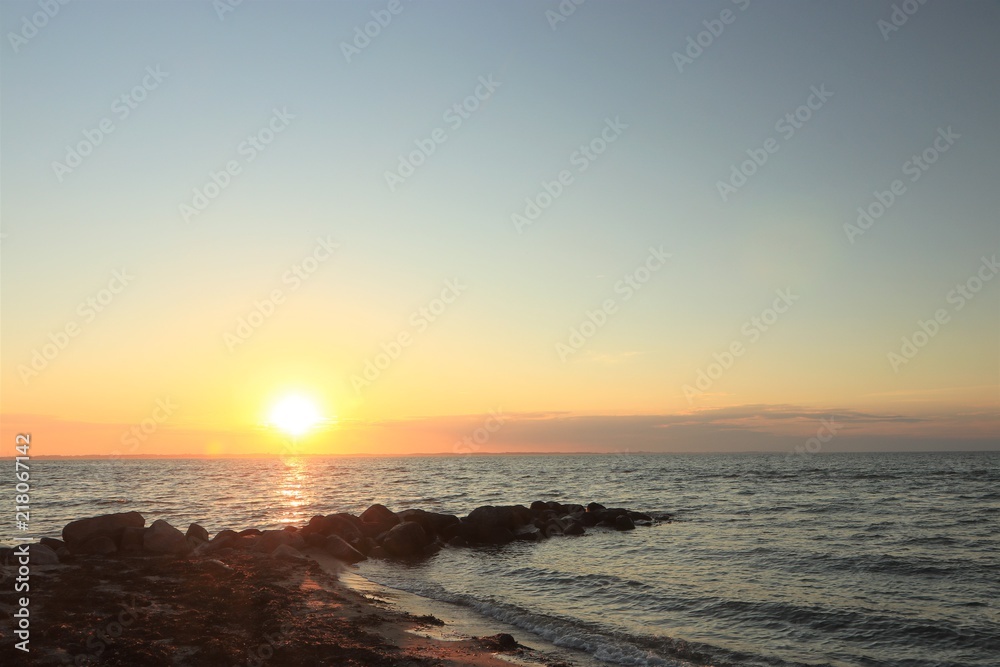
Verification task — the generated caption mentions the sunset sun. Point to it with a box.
[268,395,323,437]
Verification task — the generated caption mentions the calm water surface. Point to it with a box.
[13,452,1000,667]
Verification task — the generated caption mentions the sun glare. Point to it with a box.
[269,395,323,437]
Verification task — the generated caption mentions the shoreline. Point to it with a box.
[0,544,573,666]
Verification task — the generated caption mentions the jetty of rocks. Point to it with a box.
[1,501,672,566]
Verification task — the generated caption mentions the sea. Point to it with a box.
[14,452,1000,667]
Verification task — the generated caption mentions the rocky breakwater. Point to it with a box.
[0,501,671,569]
[298,500,672,562]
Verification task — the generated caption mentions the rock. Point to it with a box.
[198,529,237,553]
[255,530,304,553]
[62,511,144,553]
[326,515,363,545]
[563,520,586,536]
[614,515,635,531]
[477,633,520,652]
[397,509,459,539]
[271,544,307,561]
[119,526,146,552]
[381,521,429,558]
[231,535,260,550]
[28,543,60,565]
[447,536,468,548]
[529,500,548,512]
[324,535,366,564]
[463,505,530,544]
[356,537,377,556]
[143,519,191,555]
[304,515,332,537]
[79,536,118,555]
[303,531,327,548]
[580,512,601,527]
[237,528,262,537]
[186,523,210,543]
[369,546,388,559]
[627,511,652,522]
[514,525,542,541]
[40,537,65,551]
[587,502,606,513]
[360,504,399,527]
[563,503,586,515]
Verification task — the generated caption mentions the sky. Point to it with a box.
[1,0,998,456]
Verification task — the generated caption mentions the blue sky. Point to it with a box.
[1,0,997,454]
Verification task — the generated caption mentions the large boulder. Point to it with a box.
[324,535,366,564]
[186,523,210,543]
[397,509,459,539]
[360,504,398,526]
[119,526,146,552]
[143,519,191,555]
[62,511,144,553]
[28,543,60,565]
[381,521,429,558]
[271,544,307,562]
[78,536,118,555]
[462,505,529,544]
[255,530,304,553]
[326,515,363,546]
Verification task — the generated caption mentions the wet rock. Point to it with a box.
[587,502,606,513]
[397,509,459,539]
[514,525,542,541]
[40,537,65,551]
[186,523,210,543]
[79,535,118,555]
[237,528,262,537]
[119,526,146,552]
[143,519,191,555]
[360,503,399,526]
[326,515,363,545]
[29,543,60,565]
[369,546,388,559]
[477,633,521,652]
[255,529,304,553]
[563,519,586,536]
[62,511,144,553]
[529,500,548,512]
[382,521,429,558]
[614,515,635,531]
[271,544,307,562]
[324,535,366,564]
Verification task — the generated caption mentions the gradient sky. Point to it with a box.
[1,0,998,456]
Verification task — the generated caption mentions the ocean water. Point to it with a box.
[12,452,1000,667]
